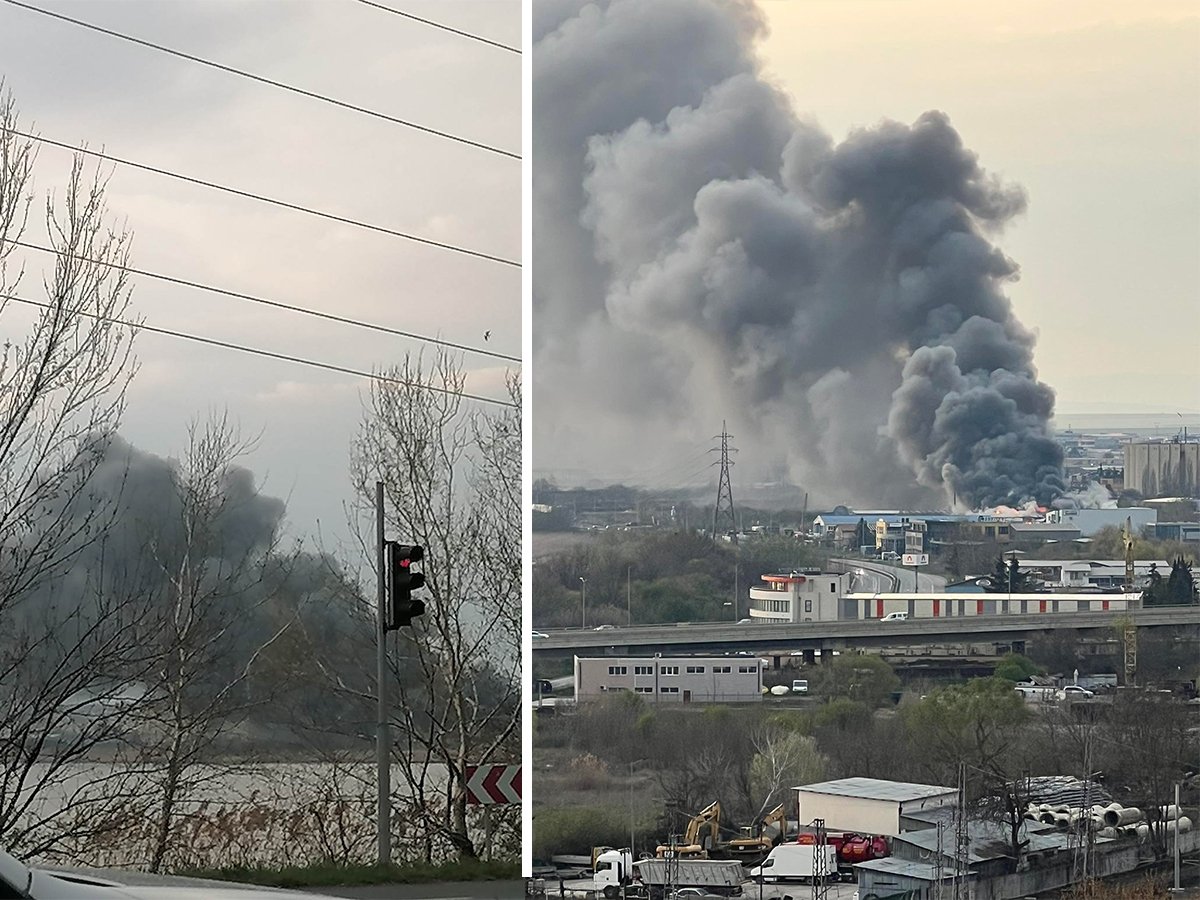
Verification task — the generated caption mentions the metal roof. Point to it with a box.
[896,818,1117,864]
[854,857,944,881]
[797,778,956,803]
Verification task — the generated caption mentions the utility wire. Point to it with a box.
[2,295,516,408]
[1,128,519,269]
[10,238,519,363]
[353,0,519,54]
[0,0,519,161]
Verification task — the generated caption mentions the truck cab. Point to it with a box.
[593,848,635,899]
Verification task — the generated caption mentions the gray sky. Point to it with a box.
[0,0,520,548]
[757,0,1199,418]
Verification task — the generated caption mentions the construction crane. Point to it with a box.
[656,801,721,859]
[1123,516,1137,687]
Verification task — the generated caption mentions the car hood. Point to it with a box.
[28,868,344,899]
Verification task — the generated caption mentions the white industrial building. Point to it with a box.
[747,571,851,623]
[823,592,1134,621]
[573,655,763,704]
[1019,559,1168,589]
[796,778,957,836]
[1044,506,1155,537]
[1124,440,1199,497]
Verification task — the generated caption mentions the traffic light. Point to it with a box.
[385,542,426,630]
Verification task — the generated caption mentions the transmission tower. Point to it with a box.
[811,818,830,900]
[711,422,738,540]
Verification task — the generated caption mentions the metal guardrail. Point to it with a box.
[532,607,1197,654]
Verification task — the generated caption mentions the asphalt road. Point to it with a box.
[840,558,946,593]
[297,880,523,899]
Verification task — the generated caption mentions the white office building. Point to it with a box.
[574,655,763,704]
[748,570,851,623]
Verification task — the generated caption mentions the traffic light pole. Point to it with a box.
[375,480,390,866]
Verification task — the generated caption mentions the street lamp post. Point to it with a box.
[627,566,632,627]
[579,576,587,629]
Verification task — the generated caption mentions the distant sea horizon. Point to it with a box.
[1051,412,1200,437]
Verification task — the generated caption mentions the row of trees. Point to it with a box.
[0,91,518,868]
[534,531,827,628]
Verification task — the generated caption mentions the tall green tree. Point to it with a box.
[901,679,1028,783]
[1143,557,1198,605]
[1164,556,1198,604]
[984,556,1036,593]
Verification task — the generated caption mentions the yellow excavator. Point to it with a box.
[726,803,787,862]
[655,801,722,858]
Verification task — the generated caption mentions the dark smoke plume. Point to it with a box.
[533,0,1064,509]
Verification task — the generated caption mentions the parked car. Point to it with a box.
[880,611,908,622]
[792,679,809,693]
[1058,685,1095,700]
[0,847,349,899]
[593,624,616,631]
[532,631,549,639]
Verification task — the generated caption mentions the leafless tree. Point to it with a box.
[747,727,827,822]
[0,89,146,858]
[349,350,521,860]
[137,413,298,872]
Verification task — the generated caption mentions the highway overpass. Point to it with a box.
[531,606,1198,659]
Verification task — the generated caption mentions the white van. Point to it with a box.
[750,844,838,883]
[792,679,809,693]
[880,611,908,622]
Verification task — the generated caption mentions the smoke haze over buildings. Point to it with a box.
[533,0,1065,509]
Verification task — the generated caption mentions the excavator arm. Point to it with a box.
[760,803,786,841]
[656,801,722,858]
[686,801,721,850]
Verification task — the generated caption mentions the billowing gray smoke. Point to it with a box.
[533,0,1065,509]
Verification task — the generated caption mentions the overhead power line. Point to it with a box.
[0,0,519,161]
[11,239,519,363]
[2,295,516,408]
[353,0,520,54]
[1,128,519,269]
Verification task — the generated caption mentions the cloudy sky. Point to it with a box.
[0,0,520,548]
[531,0,1198,501]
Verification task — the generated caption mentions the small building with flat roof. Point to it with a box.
[573,655,763,704]
[795,778,956,836]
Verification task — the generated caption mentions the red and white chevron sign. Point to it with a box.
[464,764,521,805]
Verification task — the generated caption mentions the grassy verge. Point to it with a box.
[176,858,519,888]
